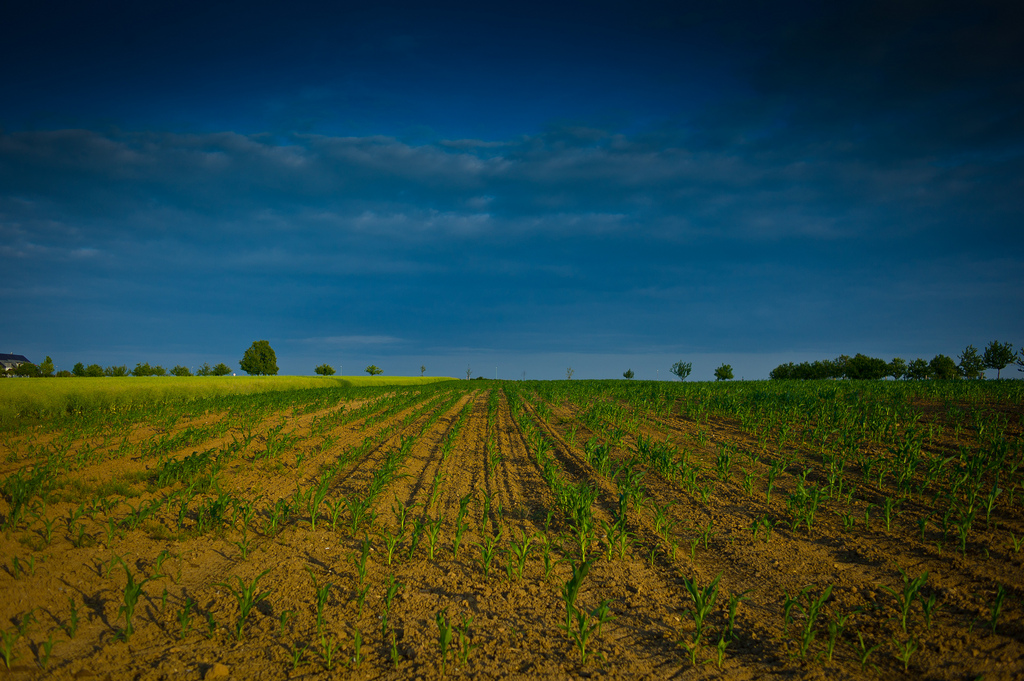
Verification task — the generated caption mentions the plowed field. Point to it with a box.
[1,380,1022,679]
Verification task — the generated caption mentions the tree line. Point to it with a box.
[769,341,1020,381]
[5,359,234,378]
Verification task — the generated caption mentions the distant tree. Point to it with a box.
[466,365,472,380]
[1018,347,1024,374]
[623,369,634,380]
[38,356,54,377]
[55,370,73,377]
[85,363,104,377]
[104,365,128,377]
[930,354,958,380]
[769,362,794,380]
[906,358,931,380]
[239,340,278,376]
[957,345,985,379]
[844,354,888,380]
[714,364,734,381]
[170,365,192,377]
[315,364,335,376]
[72,362,87,377]
[152,365,167,376]
[421,365,426,377]
[670,361,692,381]
[132,362,152,377]
[196,362,213,376]
[566,367,574,380]
[212,363,232,376]
[365,365,383,376]
[888,357,907,380]
[983,341,1015,379]
[12,363,39,377]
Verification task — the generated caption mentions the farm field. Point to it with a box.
[1,379,1023,679]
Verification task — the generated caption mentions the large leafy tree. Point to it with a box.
[714,364,733,381]
[365,364,383,376]
[983,341,1015,379]
[670,360,692,381]
[930,354,958,380]
[239,340,279,376]
[906,358,930,380]
[957,345,985,379]
[315,364,335,376]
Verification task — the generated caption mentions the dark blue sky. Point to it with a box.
[2,1,1021,379]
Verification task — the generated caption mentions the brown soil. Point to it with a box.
[1,383,1022,680]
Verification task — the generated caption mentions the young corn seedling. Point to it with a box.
[561,559,593,631]
[892,635,919,671]
[726,590,751,640]
[39,632,60,668]
[355,534,371,586]
[65,597,80,639]
[795,584,832,660]
[111,555,150,640]
[826,612,850,661]
[679,572,722,664]
[456,615,480,665]
[320,632,339,671]
[308,572,332,633]
[167,593,192,637]
[436,609,454,675]
[882,496,899,532]
[382,574,404,636]
[220,568,272,640]
[351,626,364,668]
[476,529,502,578]
[383,529,401,565]
[407,518,427,561]
[452,518,469,559]
[205,611,217,639]
[425,518,444,560]
[508,530,533,580]
[288,643,306,670]
[563,599,613,664]
[0,629,19,670]
[882,568,928,634]
[988,584,1006,634]
[392,495,415,534]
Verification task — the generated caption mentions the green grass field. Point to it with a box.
[0,375,455,428]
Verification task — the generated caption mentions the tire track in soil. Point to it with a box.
[512,394,716,677]
[373,391,478,525]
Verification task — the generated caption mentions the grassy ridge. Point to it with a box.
[0,375,455,428]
